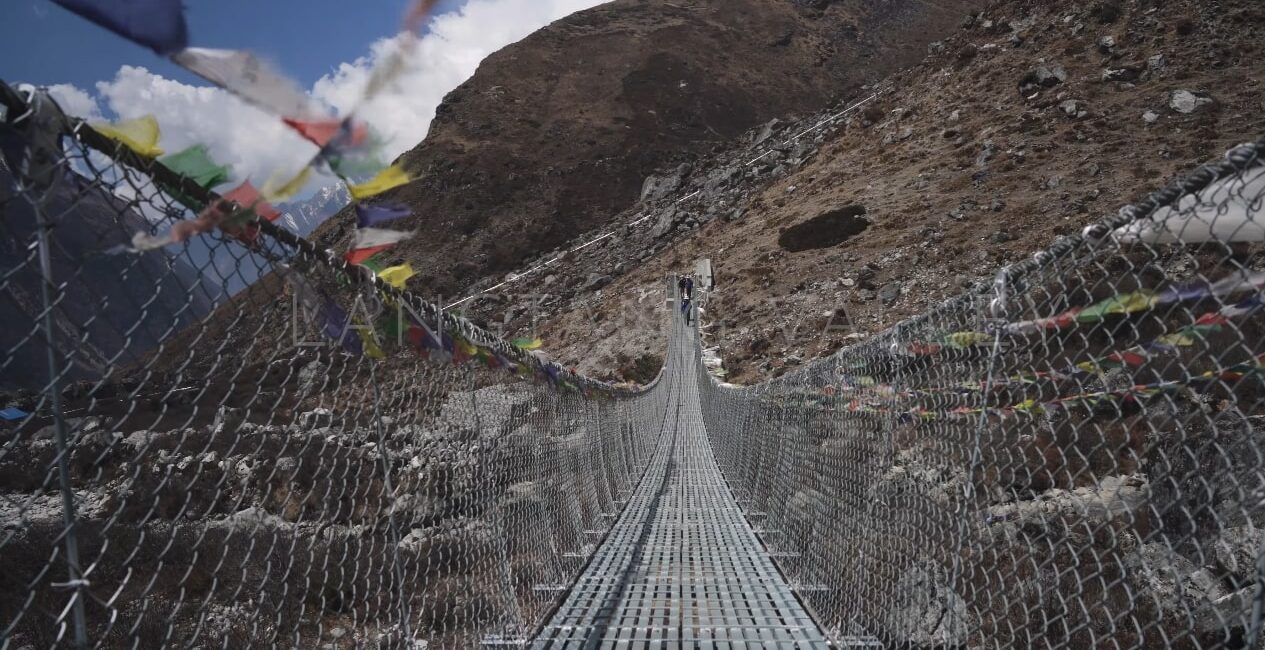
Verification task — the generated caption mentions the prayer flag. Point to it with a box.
[161,144,231,189]
[348,165,410,200]
[222,181,282,222]
[346,245,394,265]
[356,203,412,228]
[172,48,327,119]
[0,407,29,421]
[942,332,992,349]
[378,264,415,289]
[91,115,163,158]
[321,302,362,356]
[1111,171,1265,244]
[284,117,371,149]
[52,0,188,54]
[352,227,412,249]
[512,338,543,351]
[262,167,313,202]
[359,255,387,273]
[1076,292,1158,323]
[358,327,386,360]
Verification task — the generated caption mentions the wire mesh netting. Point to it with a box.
[0,86,669,648]
[697,137,1265,647]
[6,75,1265,649]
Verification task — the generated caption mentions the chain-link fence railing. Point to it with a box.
[8,69,1265,649]
[698,135,1265,648]
[0,84,671,648]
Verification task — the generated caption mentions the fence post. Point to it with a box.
[365,360,415,643]
[22,89,90,648]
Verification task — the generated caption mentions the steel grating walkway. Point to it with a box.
[531,319,830,648]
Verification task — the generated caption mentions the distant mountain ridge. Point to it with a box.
[278,185,349,237]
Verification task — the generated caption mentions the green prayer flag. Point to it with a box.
[1075,291,1157,323]
[158,144,232,211]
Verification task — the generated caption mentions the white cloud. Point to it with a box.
[313,0,607,160]
[46,0,605,194]
[47,83,103,121]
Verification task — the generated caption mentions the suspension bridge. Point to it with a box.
[4,85,1265,650]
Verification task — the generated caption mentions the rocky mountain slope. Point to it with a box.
[471,0,1265,384]
[311,0,981,299]
[0,133,218,392]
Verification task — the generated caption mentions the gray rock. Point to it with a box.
[1059,100,1086,118]
[34,417,101,441]
[753,118,781,145]
[213,507,289,532]
[878,283,902,306]
[976,141,996,167]
[298,360,327,391]
[583,273,612,291]
[640,165,689,202]
[299,408,333,429]
[213,405,245,432]
[1102,65,1142,82]
[649,210,678,239]
[1097,35,1116,53]
[1213,525,1263,584]
[1169,89,1215,114]
[1019,65,1067,92]
[882,562,971,646]
[1143,110,1160,124]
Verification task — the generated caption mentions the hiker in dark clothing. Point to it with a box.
[678,276,693,300]
[678,276,695,325]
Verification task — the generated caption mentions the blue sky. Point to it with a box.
[0,0,466,90]
[0,0,604,197]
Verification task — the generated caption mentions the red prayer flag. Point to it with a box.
[1195,313,1230,327]
[283,118,370,149]
[222,181,281,222]
[346,245,393,265]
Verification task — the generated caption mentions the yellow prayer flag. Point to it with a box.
[91,115,163,158]
[348,165,410,200]
[262,167,313,202]
[378,263,415,289]
[943,331,992,349]
[358,327,386,360]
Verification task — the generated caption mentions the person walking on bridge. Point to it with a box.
[678,275,694,326]
[678,275,694,300]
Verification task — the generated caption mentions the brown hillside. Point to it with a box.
[482,0,1265,384]
[311,0,982,299]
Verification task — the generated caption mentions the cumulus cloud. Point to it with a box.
[46,0,605,192]
[314,0,607,159]
[96,65,321,186]
[47,83,104,121]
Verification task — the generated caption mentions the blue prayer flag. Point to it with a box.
[320,302,362,357]
[51,0,189,55]
[355,203,412,228]
[0,407,29,421]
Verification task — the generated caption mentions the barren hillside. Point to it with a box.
[481,0,1265,383]
[310,0,981,298]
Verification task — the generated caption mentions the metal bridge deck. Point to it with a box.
[531,323,829,648]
